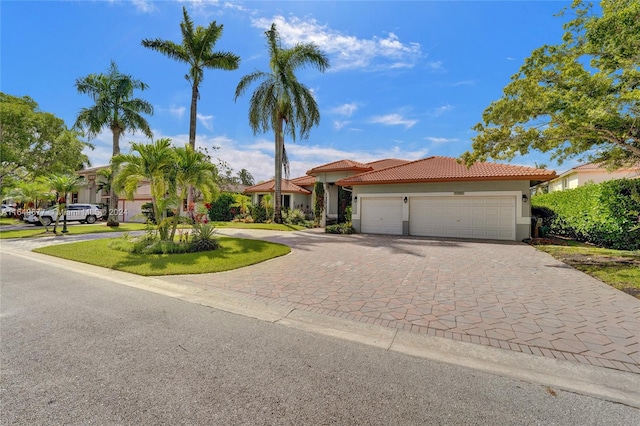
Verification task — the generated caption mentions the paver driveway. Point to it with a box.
[163,228,640,374]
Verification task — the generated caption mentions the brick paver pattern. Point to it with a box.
[161,229,640,374]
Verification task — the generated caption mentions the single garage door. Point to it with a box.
[361,197,403,235]
[409,196,515,240]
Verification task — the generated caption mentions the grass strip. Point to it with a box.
[33,237,290,276]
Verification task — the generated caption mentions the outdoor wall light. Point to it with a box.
[522,194,529,203]
[403,196,408,203]
[354,196,357,201]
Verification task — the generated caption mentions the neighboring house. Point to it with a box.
[244,177,314,215]
[544,163,640,193]
[76,166,151,222]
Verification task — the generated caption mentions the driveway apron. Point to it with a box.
[161,228,640,374]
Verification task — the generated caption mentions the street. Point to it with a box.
[1,251,639,425]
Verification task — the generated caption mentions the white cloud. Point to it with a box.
[251,15,423,71]
[429,104,454,117]
[369,113,418,129]
[451,80,475,87]
[333,120,351,130]
[330,102,358,117]
[131,0,156,13]
[169,105,186,119]
[197,114,214,131]
[83,129,429,183]
[425,136,459,144]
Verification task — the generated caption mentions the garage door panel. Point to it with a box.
[361,198,403,235]
[410,196,515,241]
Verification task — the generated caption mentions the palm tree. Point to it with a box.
[237,168,255,186]
[112,139,176,238]
[46,174,84,233]
[74,61,154,226]
[234,23,329,223]
[169,145,219,240]
[142,7,239,211]
[9,180,54,228]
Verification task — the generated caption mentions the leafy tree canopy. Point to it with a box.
[0,92,92,187]
[463,0,640,168]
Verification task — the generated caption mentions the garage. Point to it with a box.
[360,197,403,235]
[409,196,516,241]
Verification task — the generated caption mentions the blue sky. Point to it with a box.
[2,0,577,182]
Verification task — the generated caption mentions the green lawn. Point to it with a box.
[34,237,290,276]
[210,221,307,231]
[0,217,21,226]
[534,243,640,299]
[0,223,149,239]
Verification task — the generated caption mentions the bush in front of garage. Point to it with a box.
[208,193,236,222]
[532,179,640,250]
[325,223,355,234]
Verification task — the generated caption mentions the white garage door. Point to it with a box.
[361,197,403,235]
[409,196,515,241]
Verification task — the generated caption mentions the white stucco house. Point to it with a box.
[544,163,639,193]
[245,156,555,241]
[76,166,151,222]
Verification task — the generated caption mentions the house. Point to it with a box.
[335,156,555,241]
[76,166,152,222]
[545,162,639,193]
[244,177,314,215]
[244,156,555,241]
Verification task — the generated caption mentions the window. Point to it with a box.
[282,195,291,209]
[72,192,79,203]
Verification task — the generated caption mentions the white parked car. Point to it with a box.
[1,204,16,217]
[23,204,103,226]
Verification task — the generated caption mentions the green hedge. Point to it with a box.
[532,179,640,250]
[208,193,236,222]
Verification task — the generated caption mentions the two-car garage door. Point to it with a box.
[360,196,516,241]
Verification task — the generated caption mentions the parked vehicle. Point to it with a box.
[0,204,16,217]
[23,204,103,226]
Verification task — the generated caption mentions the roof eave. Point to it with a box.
[337,174,557,186]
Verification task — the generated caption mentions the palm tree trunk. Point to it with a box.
[273,119,284,224]
[108,128,121,226]
[187,84,199,218]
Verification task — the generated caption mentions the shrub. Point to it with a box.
[325,223,355,234]
[532,179,640,250]
[250,203,267,223]
[208,193,235,221]
[282,208,306,225]
[189,222,219,252]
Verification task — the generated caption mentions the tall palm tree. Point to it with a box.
[234,23,329,223]
[142,7,240,150]
[46,174,84,233]
[169,145,219,240]
[142,7,239,211]
[112,138,176,237]
[74,61,154,226]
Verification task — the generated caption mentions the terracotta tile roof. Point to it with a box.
[307,159,372,174]
[291,175,316,186]
[243,179,311,194]
[336,156,556,185]
[572,162,640,171]
[366,159,410,170]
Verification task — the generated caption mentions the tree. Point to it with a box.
[112,138,175,239]
[45,173,84,233]
[234,23,329,223]
[74,61,153,226]
[237,168,255,186]
[169,145,219,240]
[462,0,640,168]
[0,93,91,187]
[142,7,240,210]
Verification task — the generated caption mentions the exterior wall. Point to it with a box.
[350,180,532,241]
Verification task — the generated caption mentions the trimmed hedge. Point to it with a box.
[532,179,640,250]
[208,193,236,222]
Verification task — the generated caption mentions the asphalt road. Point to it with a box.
[1,251,639,425]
